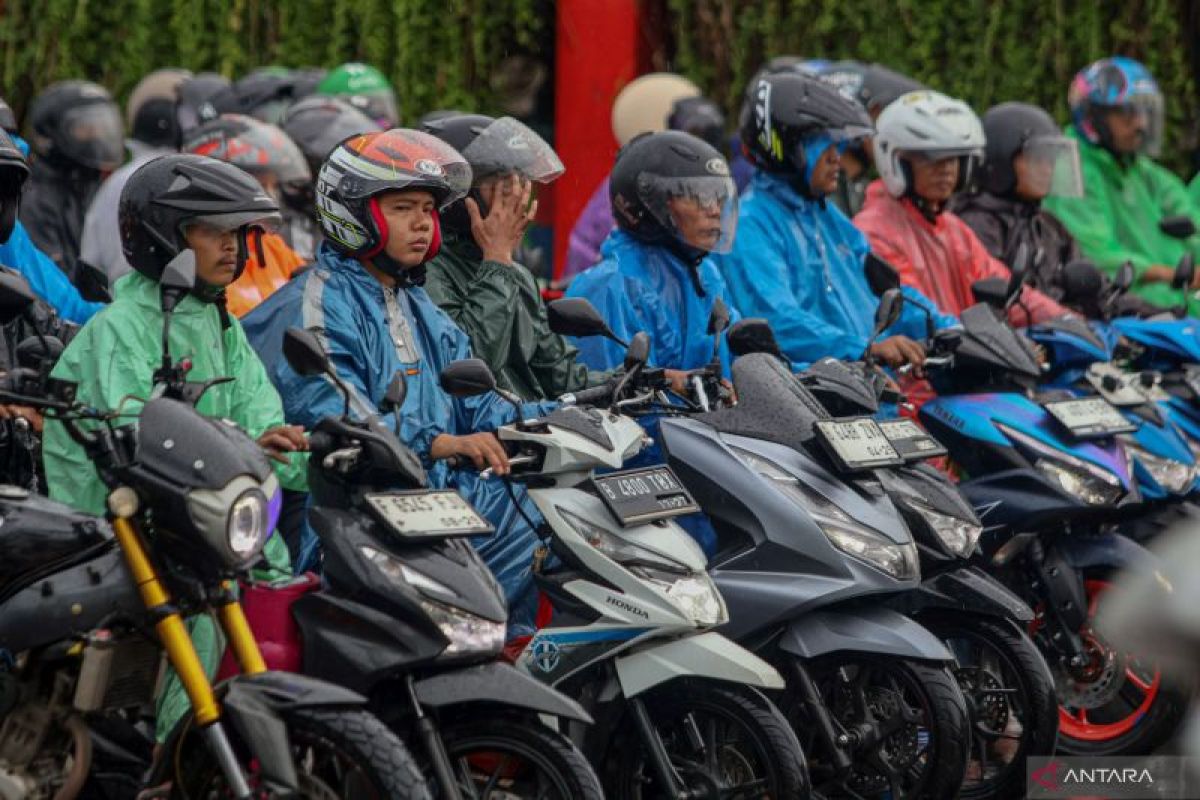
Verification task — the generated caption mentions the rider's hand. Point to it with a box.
[869,336,927,371]
[431,432,511,475]
[257,425,308,464]
[1140,265,1176,285]
[0,405,43,433]
[663,369,690,395]
[466,175,537,266]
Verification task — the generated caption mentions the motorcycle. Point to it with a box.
[269,326,605,800]
[0,261,430,798]
[436,332,811,798]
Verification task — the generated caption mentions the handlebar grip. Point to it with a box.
[307,431,336,455]
[561,381,615,407]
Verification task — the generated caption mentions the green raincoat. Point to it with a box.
[1190,171,1200,207]
[424,230,607,401]
[43,270,302,741]
[1044,129,1200,314]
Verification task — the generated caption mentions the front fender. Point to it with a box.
[901,567,1035,624]
[413,661,592,723]
[152,671,367,791]
[614,631,784,698]
[778,606,953,661]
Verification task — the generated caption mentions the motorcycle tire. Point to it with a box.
[605,679,810,799]
[438,716,603,799]
[1049,575,1195,756]
[791,655,970,800]
[922,614,1059,800]
[172,706,431,798]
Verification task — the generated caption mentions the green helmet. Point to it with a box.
[317,63,399,127]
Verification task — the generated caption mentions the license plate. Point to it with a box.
[878,418,948,460]
[1042,397,1138,439]
[364,490,494,539]
[593,466,700,526]
[814,418,904,471]
[1084,363,1146,407]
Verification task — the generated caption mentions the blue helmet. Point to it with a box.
[1068,56,1163,156]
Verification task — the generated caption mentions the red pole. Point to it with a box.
[551,0,644,285]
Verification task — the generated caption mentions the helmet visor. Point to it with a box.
[460,116,564,184]
[347,91,399,128]
[184,208,282,234]
[60,104,125,171]
[638,173,738,254]
[1019,134,1083,198]
[1102,93,1164,157]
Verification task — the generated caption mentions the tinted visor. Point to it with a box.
[183,208,282,234]
[460,116,564,184]
[1103,92,1164,157]
[1020,134,1083,198]
[638,173,738,254]
[59,103,125,171]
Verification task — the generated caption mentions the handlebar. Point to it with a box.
[480,453,539,480]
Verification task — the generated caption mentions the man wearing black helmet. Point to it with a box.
[20,81,126,281]
[43,153,306,741]
[81,68,192,283]
[566,130,742,375]
[421,113,667,400]
[716,72,955,370]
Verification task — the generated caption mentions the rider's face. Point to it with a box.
[378,189,437,268]
[668,194,724,251]
[185,222,239,287]
[909,154,960,203]
[1104,107,1147,155]
[1013,151,1055,201]
[808,144,842,196]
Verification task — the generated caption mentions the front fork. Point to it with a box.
[1022,537,1089,669]
[109,490,268,799]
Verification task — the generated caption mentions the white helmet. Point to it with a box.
[874,90,985,197]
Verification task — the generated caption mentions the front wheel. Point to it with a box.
[172,707,431,798]
[439,716,603,799]
[606,679,810,799]
[789,656,970,800]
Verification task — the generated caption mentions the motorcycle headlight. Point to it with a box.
[999,425,1124,505]
[907,501,982,558]
[1121,438,1197,495]
[731,447,919,581]
[558,508,688,572]
[358,546,504,655]
[186,473,280,569]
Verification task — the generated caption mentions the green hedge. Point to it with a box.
[665,0,1200,174]
[0,0,547,126]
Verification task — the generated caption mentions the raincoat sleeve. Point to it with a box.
[1044,170,1159,277]
[516,267,602,397]
[0,222,102,324]
[1191,172,1200,207]
[1151,161,1200,250]
[721,216,873,364]
[565,268,684,372]
[224,320,308,492]
[425,258,521,376]
[967,234,1070,325]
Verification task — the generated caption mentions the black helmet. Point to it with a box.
[28,80,125,172]
[739,71,871,186]
[668,96,727,152]
[422,113,563,232]
[127,68,192,148]
[0,129,29,244]
[859,64,925,116]
[228,69,305,125]
[119,154,280,282]
[979,102,1083,199]
[609,130,737,256]
[176,73,235,142]
[280,96,381,182]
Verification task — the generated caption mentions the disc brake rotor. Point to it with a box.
[1056,630,1127,710]
[958,666,1011,733]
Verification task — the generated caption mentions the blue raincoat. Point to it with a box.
[243,244,555,636]
[565,229,741,375]
[715,172,956,367]
[0,221,102,324]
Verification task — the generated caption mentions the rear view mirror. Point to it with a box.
[972,278,1009,310]
[75,259,112,304]
[1171,254,1195,290]
[439,359,498,398]
[727,318,785,359]
[381,371,406,412]
[1114,261,1136,293]
[547,298,626,345]
[873,288,903,336]
[864,252,902,297]
[159,250,197,313]
[624,332,650,371]
[0,267,38,324]
[282,328,332,377]
[706,297,731,336]
[1159,215,1196,240]
[1061,260,1104,302]
[15,335,64,369]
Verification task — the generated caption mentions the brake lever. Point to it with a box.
[321,445,362,472]
[480,453,538,480]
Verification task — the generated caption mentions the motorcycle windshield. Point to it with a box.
[132,397,273,491]
[695,353,828,453]
[957,304,1042,378]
